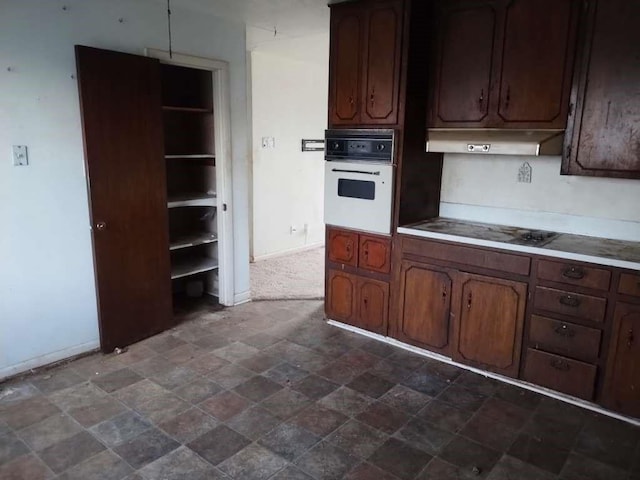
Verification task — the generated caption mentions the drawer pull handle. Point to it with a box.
[550,359,571,371]
[553,323,576,338]
[562,266,585,280]
[559,295,580,308]
[628,329,635,348]
[467,292,472,309]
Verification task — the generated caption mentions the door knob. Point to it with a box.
[95,221,107,231]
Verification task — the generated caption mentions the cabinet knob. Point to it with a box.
[559,295,580,308]
[504,85,511,109]
[553,323,576,338]
[95,221,107,231]
[562,266,585,280]
[467,292,472,309]
[628,329,635,348]
[478,89,484,111]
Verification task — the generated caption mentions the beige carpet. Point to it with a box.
[250,246,325,300]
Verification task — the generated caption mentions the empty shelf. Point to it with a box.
[170,233,218,251]
[168,193,217,208]
[165,154,215,159]
[171,257,218,279]
[162,105,213,113]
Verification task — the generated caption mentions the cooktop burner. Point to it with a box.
[510,230,559,247]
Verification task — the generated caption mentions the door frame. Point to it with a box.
[146,48,235,306]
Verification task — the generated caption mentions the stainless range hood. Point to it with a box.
[426,129,565,156]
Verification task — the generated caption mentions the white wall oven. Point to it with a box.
[324,129,395,235]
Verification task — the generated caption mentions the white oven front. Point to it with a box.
[324,161,394,235]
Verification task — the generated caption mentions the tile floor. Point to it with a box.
[1,300,639,480]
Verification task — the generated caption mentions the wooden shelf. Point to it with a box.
[167,193,216,209]
[165,154,215,159]
[170,233,218,251]
[163,105,213,113]
[171,257,218,280]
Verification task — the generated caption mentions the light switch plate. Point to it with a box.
[12,145,28,166]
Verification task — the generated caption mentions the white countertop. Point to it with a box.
[398,217,640,271]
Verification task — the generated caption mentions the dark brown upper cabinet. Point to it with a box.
[329,0,404,127]
[562,0,640,179]
[430,0,579,129]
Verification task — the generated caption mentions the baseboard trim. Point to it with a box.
[327,319,640,427]
[0,340,100,381]
[234,290,252,305]
[251,242,324,263]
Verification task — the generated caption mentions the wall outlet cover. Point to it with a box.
[12,145,28,166]
[518,162,532,183]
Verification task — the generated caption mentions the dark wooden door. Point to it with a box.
[497,0,577,127]
[327,228,358,267]
[453,272,526,377]
[326,269,358,324]
[357,278,389,334]
[329,4,363,125]
[361,0,403,125]
[562,0,640,178]
[431,1,497,126]
[76,46,173,353]
[359,235,391,274]
[397,261,453,355]
[603,303,640,417]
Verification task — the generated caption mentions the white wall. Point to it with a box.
[0,0,250,379]
[250,33,329,260]
[441,154,640,240]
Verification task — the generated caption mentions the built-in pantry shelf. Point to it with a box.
[170,233,218,251]
[167,193,217,208]
[171,257,219,280]
[165,154,215,159]
[162,105,213,113]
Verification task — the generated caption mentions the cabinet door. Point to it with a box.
[453,272,527,377]
[359,235,391,274]
[326,269,358,324]
[329,5,363,125]
[358,278,389,334]
[431,1,497,126]
[603,303,640,418]
[76,46,173,353]
[562,0,640,178]
[396,261,453,355]
[497,0,577,127]
[327,228,358,267]
[361,0,403,125]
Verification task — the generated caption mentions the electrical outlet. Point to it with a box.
[12,145,28,166]
[290,225,298,234]
[261,137,275,149]
[518,161,532,183]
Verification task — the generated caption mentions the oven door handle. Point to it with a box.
[331,168,381,176]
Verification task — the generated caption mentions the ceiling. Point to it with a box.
[168,0,339,40]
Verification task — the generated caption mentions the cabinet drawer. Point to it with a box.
[529,315,601,363]
[619,273,640,298]
[359,235,391,274]
[402,237,531,276]
[534,286,607,323]
[537,260,611,291]
[523,349,596,400]
[328,229,358,267]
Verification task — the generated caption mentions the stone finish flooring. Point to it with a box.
[1,300,639,480]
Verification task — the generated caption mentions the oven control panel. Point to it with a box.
[325,129,394,163]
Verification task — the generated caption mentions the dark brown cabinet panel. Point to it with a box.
[523,348,597,400]
[534,286,607,323]
[563,0,640,178]
[431,1,497,126]
[603,303,640,418]
[497,0,577,127]
[536,259,611,292]
[361,0,403,124]
[453,272,527,377]
[328,228,358,267]
[329,5,363,125]
[326,269,358,324]
[429,0,578,129]
[397,261,453,354]
[358,278,389,334]
[619,273,640,298]
[76,46,173,353]
[328,0,404,127]
[359,235,392,274]
[528,315,601,364]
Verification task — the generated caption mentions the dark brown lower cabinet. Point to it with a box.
[326,269,388,335]
[452,272,527,378]
[602,303,640,417]
[396,260,453,355]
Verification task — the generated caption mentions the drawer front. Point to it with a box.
[523,349,597,400]
[402,237,531,276]
[359,235,391,274]
[534,286,607,323]
[328,229,358,267]
[619,273,640,298]
[529,315,601,363]
[537,260,611,291]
